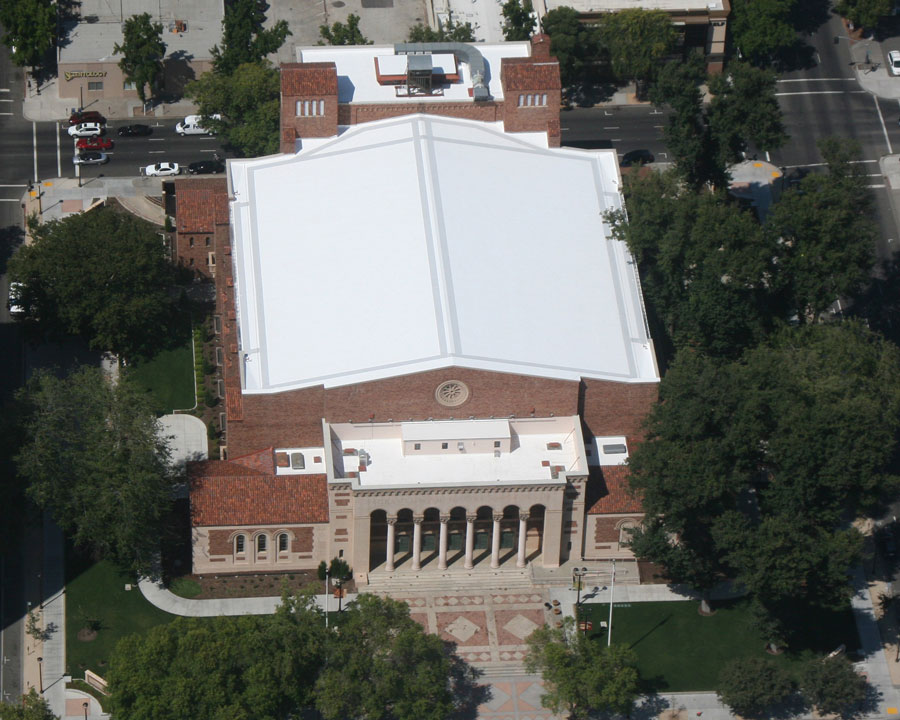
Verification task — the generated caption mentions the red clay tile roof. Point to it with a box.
[501,58,561,91]
[281,63,338,95]
[190,466,329,526]
[231,447,276,475]
[177,187,215,233]
[215,192,229,225]
[586,465,643,514]
[226,387,243,421]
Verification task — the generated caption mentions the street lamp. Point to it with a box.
[607,559,617,647]
[573,566,588,607]
[83,700,89,720]
[36,656,42,693]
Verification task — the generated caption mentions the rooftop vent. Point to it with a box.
[406,54,433,96]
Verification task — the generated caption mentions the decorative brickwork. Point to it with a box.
[292,527,314,553]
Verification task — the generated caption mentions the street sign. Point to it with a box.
[578,621,593,631]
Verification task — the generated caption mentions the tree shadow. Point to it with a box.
[631,693,671,720]
[0,224,25,275]
[445,643,492,720]
[773,39,819,72]
[789,0,832,35]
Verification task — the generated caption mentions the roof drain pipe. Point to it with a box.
[393,42,492,101]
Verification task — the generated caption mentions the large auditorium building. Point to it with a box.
[177,35,659,585]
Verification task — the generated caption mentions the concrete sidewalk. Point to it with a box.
[138,576,356,617]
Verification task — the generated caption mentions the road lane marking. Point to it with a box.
[875,95,892,155]
[0,185,26,188]
[148,138,164,141]
[0,99,12,102]
[776,78,856,82]
[56,121,61,177]
[868,184,886,188]
[604,126,620,129]
[199,149,218,153]
[148,150,165,154]
[0,199,21,203]
[774,90,867,95]
[0,88,9,92]
[0,112,12,116]
[32,122,38,183]
[780,160,877,168]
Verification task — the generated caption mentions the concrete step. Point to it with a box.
[364,570,535,594]
[474,662,530,678]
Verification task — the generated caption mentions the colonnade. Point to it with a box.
[383,512,531,572]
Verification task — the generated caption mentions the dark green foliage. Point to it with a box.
[628,323,900,638]
[650,57,786,187]
[835,0,892,29]
[319,14,371,45]
[501,0,536,41]
[314,595,456,720]
[113,13,166,103]
[211,0,291,74]
[108,602,327,720]
[408,15,476,42]
[540,7,598,87]
[0,688,58,720]
[730,0,796,66]
[525,618,640,719]
[186,61,281,157]
[800,656,868,715]
[0,0,56,70]
[7,206,177,359]
[597,9,676,84]
[716,657,794,716]
[16,367,174,576]
[767,137,876,319]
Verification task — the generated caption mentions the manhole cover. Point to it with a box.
[332,1,345,6]
[362,0,393,7]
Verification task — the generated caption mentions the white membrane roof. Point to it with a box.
[297,43,531,103]
[229,114,658,393]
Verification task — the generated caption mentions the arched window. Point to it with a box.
[279,533,289,552]
[618,520,637,547]
[235,534,245,554]
[257,534,267,553]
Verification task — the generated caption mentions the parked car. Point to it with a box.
[117,124,152,137]
[175,114,221,136]
[890,50,900,76]
[187,159,225,175]
[7,281,24,316]
[73,151,109,166]
[68,110,106,126]
[67,122,104,138]
[76,136,113,151]
[620,149,654,167]
[144,162,180,177]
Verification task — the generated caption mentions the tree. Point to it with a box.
[318,556,352,611]
[716,657,794,717]
[314,595,458,720]
[210,0,291,74]
[525,617,640,719]
[628,323,900,625]
[113,13,166,104]
[800,656,868,716]
[108,603,327,720]
[598,9,676,86]
[0,0,56,72]
[729,0,796,66]
[16,367,174,576]
[540,7,598,88]
[836,0,892,29]
[767,137,876,320]
[0,689,58,720]
[610,171,779,359]
[319,14,371,45]
[6,206,177,359]
[501,0,536,41]
[407,15,476,42]
[707,62,787,164]
[185,61,281,157]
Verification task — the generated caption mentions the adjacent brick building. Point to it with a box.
[183,41,659,584]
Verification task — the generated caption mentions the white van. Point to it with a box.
[175,114,221,136]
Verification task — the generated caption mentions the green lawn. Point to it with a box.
[66,547,176,677]
[580,598,860,692]
[126,318,195,414]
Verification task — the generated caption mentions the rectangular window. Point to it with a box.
[441,442,448,450]
[88,81,103,91]
[217,379,225,398]
[215,346,224,366]
[319,100,325,115]
[278,534,289,552]
[493,440,501,448]
[414,443,421,450]
[123,80,136,90]
[518,94,524,107]
[213,315,222,334]
[541,93,548,106]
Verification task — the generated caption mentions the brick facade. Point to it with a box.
[279,35,562,154]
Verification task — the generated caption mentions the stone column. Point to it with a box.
[438,515,450,570]
[517,512,530,568]
[490,513,503,569]
[464,514,476,569]
[385,517,397,572]
[412,516,423,571]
